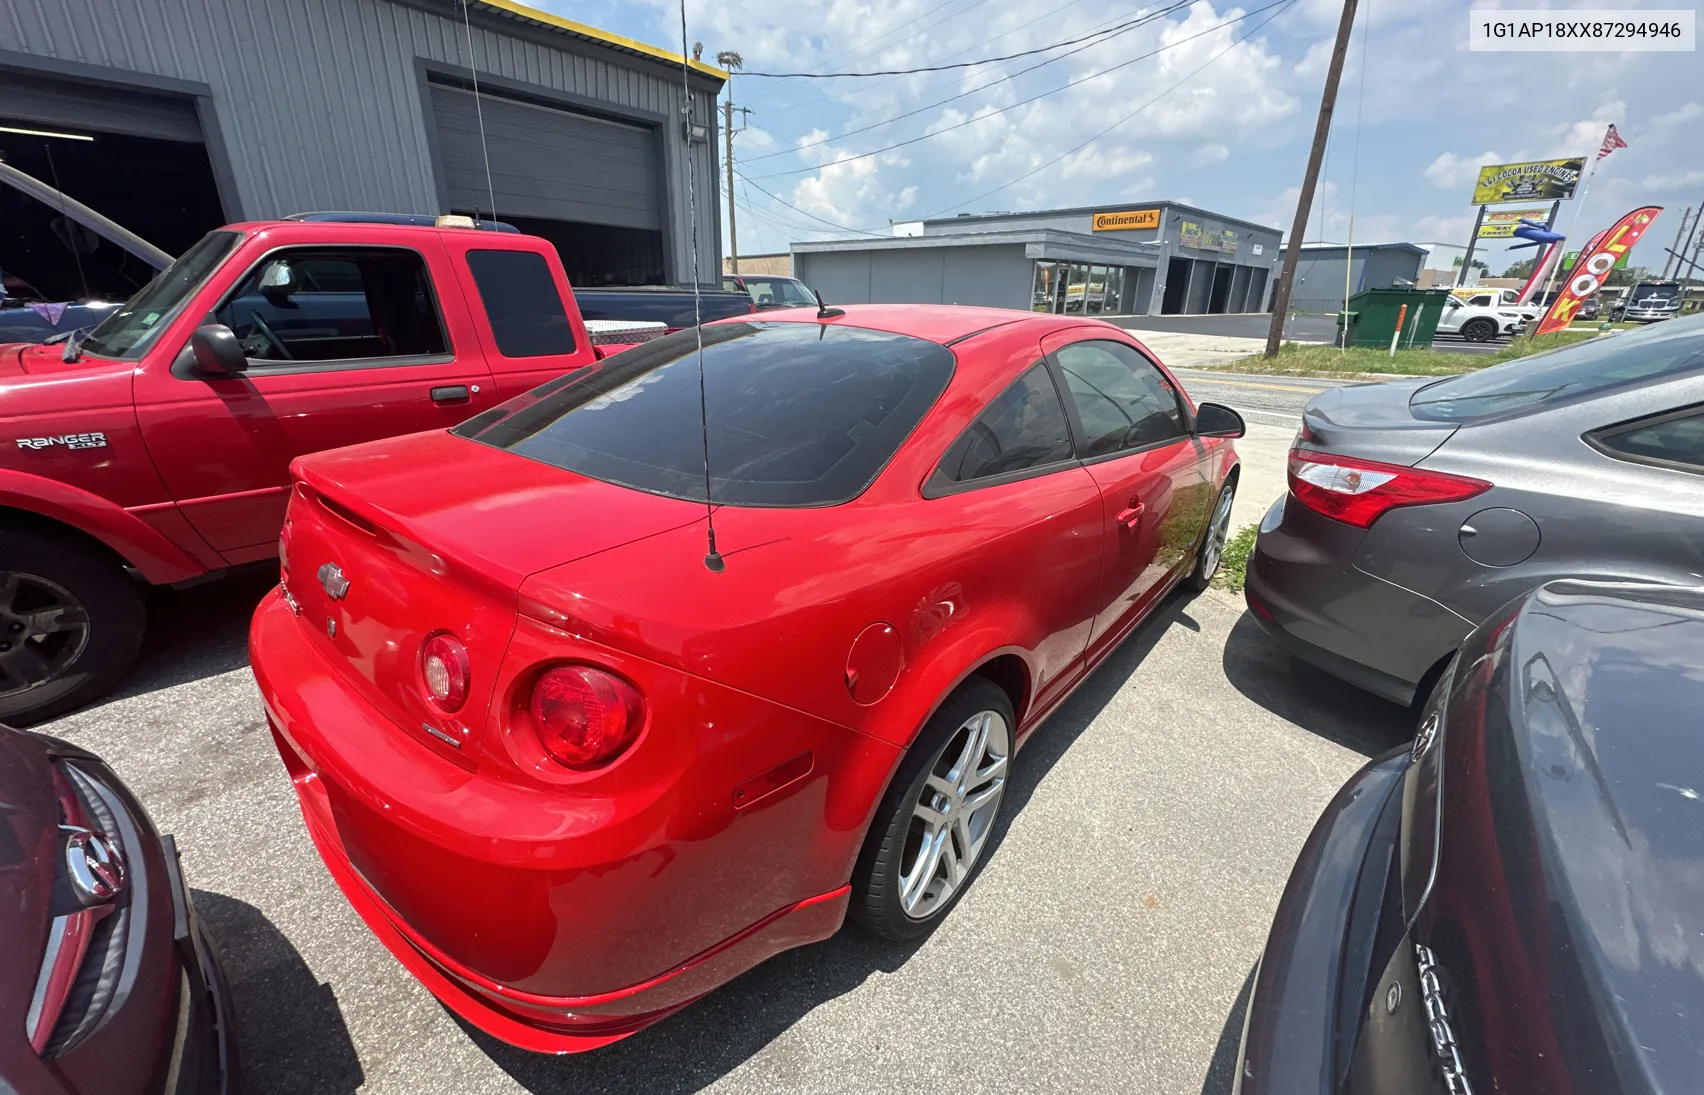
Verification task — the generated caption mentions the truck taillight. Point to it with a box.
[1287,449,1491,529]
[526,665,644,770]
[420,632,471,713]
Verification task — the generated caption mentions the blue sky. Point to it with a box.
[548,0,1701,274]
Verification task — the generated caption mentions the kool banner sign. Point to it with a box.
[1535,207,1662,335]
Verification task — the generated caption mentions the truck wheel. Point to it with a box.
[0,528,146,725]
[1461,318,1497,342]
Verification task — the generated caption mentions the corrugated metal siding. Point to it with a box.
[0,0,718,280]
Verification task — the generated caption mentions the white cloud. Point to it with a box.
[591,0,1702,268]
[1424,151,1504,190]
[1653,102,1701,127]
[1191,142,1230,167]
[1642,169,1704,192]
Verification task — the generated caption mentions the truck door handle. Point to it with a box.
[1115,502,1145,528]
[431,385,470,404]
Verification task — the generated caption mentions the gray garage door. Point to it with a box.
[0,69,204,143]
[429,83,659,231]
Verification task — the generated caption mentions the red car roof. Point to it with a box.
[726,303,1067,345]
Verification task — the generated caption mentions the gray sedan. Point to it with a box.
[1246,315,1704,705]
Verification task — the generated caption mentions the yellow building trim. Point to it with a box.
[475,0,728,79]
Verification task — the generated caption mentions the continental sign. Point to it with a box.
[1471,158,1585,205]
[1092,208,1160,232]
[1477,207,1553,238]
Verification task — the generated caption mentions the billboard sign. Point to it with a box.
[1472,158,1585,205]
[1478,207,1553,238]
[1180,221,1238,252]
[1092,208,1160,232]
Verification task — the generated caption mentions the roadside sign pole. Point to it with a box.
[1455,205,1487,286]
[1389,303,1408,356]
[1264,0,1360,359]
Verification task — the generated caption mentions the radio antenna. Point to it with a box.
[458,0,499,225]
[680,1,723,572]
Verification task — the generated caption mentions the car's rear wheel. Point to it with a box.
[1184,477,1237,592]
[0,527,145,725]
[1461,317,1497,342]
[850,677,1013,941]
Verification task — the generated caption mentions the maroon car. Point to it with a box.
[0,725,237,1093]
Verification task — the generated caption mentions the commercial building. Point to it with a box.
[1287,243,1429,313]
[0,0,725,304]
[792,202,1282,316]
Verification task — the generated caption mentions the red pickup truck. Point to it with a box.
[0,214,738,723]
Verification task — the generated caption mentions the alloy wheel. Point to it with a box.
[1201,485,1236,578]
[899,709,1010,920]
[0,571,91,700]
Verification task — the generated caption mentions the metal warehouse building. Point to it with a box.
[1286,242,1428,314]
[794,202,1282,316]
[0,0,724,304]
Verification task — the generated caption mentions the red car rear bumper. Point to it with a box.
[250,589,861,1053]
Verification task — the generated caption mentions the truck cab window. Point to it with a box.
[465,249,576,357]
[214,247,448,363]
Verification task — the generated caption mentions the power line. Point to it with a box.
[924,0,1299,218]
[743,11,1172,77]
[742,0,1193,165]
[735,170,890,235]
[757,0,1100,117]
[804,0,992,76]
[745,0,1285,179]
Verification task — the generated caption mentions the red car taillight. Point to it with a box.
[420,632,471,713]
[1288,449,1491,529]
[526,665,644,770]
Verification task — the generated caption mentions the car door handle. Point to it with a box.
[431,385,470,404]
[1115,502,1145,528]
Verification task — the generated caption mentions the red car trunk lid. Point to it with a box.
[282,430,706,765]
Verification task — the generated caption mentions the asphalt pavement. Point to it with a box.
[40,549,1412,1093]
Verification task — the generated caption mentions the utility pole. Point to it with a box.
[715,50,744,276]
[1661,206,1692,279]
[1264,0,1361,358]
[1267,0,1356,355]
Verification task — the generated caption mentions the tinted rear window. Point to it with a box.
[1409,319,1704,422]
[465,249,576,357]
[456,321,955,506]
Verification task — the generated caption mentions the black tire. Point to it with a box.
[1461,317,1497,343]
[850,677,1014,941]
[0,526,146,725]
[1184,476,1237,593]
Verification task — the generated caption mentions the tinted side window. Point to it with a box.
[214,247,447,364]
[466,250,576,357]
[932,363,1073,488]
[1596,408,1704,472]
[1054,340,1185,456]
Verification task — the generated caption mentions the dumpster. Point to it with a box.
[1335,289,1451,349]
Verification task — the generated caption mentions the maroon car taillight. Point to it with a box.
[1288,449,1491,529]
[420,632,471,713]
[526,665,645,770]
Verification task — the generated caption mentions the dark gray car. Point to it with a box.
[1246,314,1704,705]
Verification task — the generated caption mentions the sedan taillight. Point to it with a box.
[420,632,471,713]
[1288,449,1491,529]
[527,665,644,770]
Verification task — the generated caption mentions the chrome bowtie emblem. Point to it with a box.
[317,562,350,600]
[64,828,125,902]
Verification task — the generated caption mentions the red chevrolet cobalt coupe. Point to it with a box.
[250,305,1243,1051]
